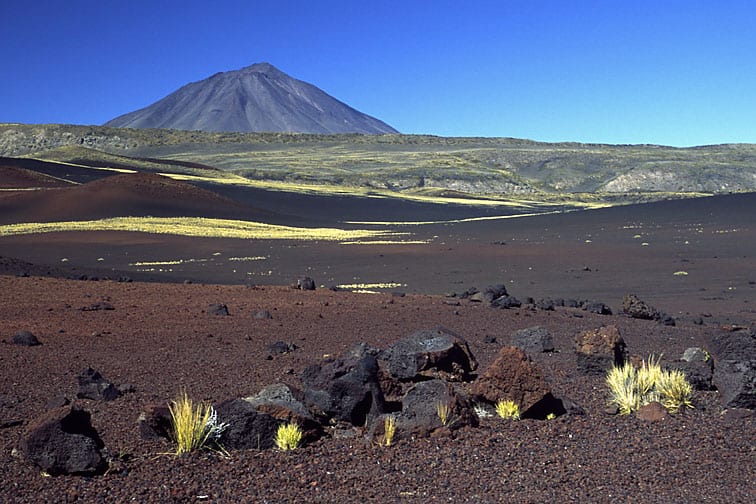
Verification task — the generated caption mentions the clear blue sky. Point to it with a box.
[1,1,754,146]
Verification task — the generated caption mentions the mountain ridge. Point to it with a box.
[104,63,398,135]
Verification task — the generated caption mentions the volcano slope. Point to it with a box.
[0,161,754,501]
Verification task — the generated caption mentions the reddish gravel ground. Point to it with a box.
[0,276,753,503]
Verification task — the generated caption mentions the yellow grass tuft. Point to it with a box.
[606,355,694,415]
[274,422,303,451]
[495,399,521,420]
[383,415,397,447]
[168,392,222,455]
[436,401,453,426]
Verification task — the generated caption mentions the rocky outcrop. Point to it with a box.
[77,368,121,402]
[708,329,756,409]
[510,327,554,354]
[396,380,477,437]
[12,331,41,346]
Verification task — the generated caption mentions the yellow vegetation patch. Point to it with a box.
[0,217,407,242]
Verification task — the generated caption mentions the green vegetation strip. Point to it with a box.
[0,217,409,242]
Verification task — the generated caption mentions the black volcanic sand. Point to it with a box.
[0,276,754,502]
[2,192,754,326]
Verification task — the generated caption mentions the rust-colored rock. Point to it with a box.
[574,325,627,374]
[471,346,552,415]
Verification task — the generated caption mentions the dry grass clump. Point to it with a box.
[435,401,453,426]
[383,415,397,447]
[274,422,303,451]
[606,355,694,415]
[495,400,521,420]
[168,391,226,455]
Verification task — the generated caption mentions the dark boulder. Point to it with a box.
[297,276,316,290]
[380,327,478,382]
[76,368,121,401]
[12,331,41,346]
[253,310,273,319]
[396,379,477,437]
[574,325,627,374]
[301,354,387,426]
[21,405,106,476]
[137,403,173,440]
[469,284,508,304]
[214,399,284,450]
[708,329,756,409]
[535,298,556,311]
[510,326,554,353]
[621,294,658,320]
[671,360,714,391]
[267,341,297,356]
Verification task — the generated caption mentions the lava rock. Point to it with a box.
[671,360,714,391]
[491,295,522,309]
[267,341,297,355]
[21,405,106,476]
[297,276,316,290]
[636,402,668,422]
[253,310,273,319]
[535,298,556,311]
[137,403,173,440]
[301,354,388,426]
[708,329,756,409]
[621,294,658,320]
[471,346,553,416]
[379,326,478,381]
[214,399,285,450]
[510,326,554,353]
[208,303,230,316]
[76,368,121,401]
[574,325,627,374]
[12,331,41,346]
[396,379,477,437]
[583,301,612,315]
[81,301,115,311]
[469,284,508,304]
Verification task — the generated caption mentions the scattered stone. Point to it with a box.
[491,295,522,309]
[535,298,556,311]
[708,329,756,409]
[45,396,70,409]
[301,354,388,426]
[682,347,710,363]
[12,331,41,346]
[253,310,273,319]
[267,341,297,356]
[242,383,323,437]
[471,346,553,416]
[80,301,114,311]
[208,303,229,316]
[564,299,581,308]
[76,368,121,401]
[396,379,477,437]
[214,399,284,450]
[574,325,627,375]
[469,284,508,304]
[510,326,554,353]
[621,294,657,320]
[379,327,478,382]
[671,360,714,391]
[483,335,497,344]
[297,276,316,290]
[636,402,668,422]
[21,405,106,476]
[583,301,612,315]
[720,408,754,421]
[137,403,172,440]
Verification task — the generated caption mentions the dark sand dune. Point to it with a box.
[0,171,275,225]
[0,163,75,189]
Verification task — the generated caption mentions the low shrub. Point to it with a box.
[274,422,303,451]
[495,399,521,420]
[168,391,226,455]
[606,355,694,414]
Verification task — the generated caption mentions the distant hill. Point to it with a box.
[104,63,398,135]
[1,123,754,197]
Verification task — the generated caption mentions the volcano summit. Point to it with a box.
[105,62,398,135]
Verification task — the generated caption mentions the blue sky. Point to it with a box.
[1,1,754,146]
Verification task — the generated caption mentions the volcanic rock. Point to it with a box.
[380,327,478,381]
[396,379,477,437]
[208,303,230,316]
[583,301,612,315]
[21,405,106,476]
[297,276,316,291]
[301,354,387,426]
[137,403,173,440]
[708,329,756,409]
[574,325,627,374]
[471,346,552,416]
[636,402,668,422]
[76,368,121,401]
[12,331,41,346]
[491,295,522,309]
[214,399,285,450]
[510,326,554,353]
